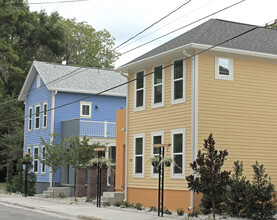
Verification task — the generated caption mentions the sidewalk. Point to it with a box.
[0,194,179,220]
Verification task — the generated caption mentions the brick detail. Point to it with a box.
[87,166,107,199]
[110,166,116,192]
[76,168,86,197]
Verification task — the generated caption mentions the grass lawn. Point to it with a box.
[0,182,6,193]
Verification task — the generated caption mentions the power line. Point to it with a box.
[0,25,258,124]
[0,0,88,6]
[120,0,246,56]
[113,0,192,51]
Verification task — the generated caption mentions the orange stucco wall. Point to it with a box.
[115,109,126,191]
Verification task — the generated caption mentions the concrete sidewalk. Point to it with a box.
[0,195,177,220]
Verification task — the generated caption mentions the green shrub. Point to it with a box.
[85,198,94,203]
[58,192,67,199]
[176,207,185,216]
[114,201,121,207]
[164,207,172,215]
[148,206,157,212]
[135,202,143,210]
[103,202,110,207]
[6,160,14,192]
[120,201,132,208]
[188,207,199,217]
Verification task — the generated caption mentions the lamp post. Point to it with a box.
[153,144,171,217]
[22,152,31,197]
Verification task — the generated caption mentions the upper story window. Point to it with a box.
[41,146,46,174]
[171,128,185,178]
[152,65,164,108]
[215,57,233,81]
[80,101,92,119]
[34,146,39,173]
[134,71,145,111]
[172,60,186,104]
[151,131,164,177]
[36,74,41,89]
[27,146,31,155]
[133,133,145,177]
[28,107,33,131]
[35,104,40,130]
[43,102,47,128]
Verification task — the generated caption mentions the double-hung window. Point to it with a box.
[171,128,185,178]
[43,102,47,128]
[35,104,40,130]
[172,60,186,104]
[28,107,33,131]
[41,146,46,174]
[215,57,233,81]
[152,65,164,108]
[34,146,39,174]
[151,131,164,177]
[80,101,92,118]
[134,71,145,111]
[133,133,145,177]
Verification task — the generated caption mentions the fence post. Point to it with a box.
[104,121,107,137]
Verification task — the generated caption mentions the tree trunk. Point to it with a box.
[52,171,55,199]
[212,197,215,220]
[74,168,77,201]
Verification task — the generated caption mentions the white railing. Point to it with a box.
[80,120,116,138]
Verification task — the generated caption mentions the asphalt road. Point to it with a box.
[0,203,76,220]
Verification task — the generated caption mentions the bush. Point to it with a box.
[148,206,157,212]
[176,207,184,216]
[164,207,172,215]
[5,160,14,192]
[200,191,224,214]
[114,201,121,207]
[135,202,143,210]
[188,207,199,217]
[103,202,110,207]
[85,198,94,203]
[58,192,67,199]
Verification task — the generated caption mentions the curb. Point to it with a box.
[0,200,102,220]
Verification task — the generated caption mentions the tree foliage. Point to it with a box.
[186,133,231,219]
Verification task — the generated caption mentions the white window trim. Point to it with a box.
[171,59,186,105]
[215,57,233,81]
[36,74,41,89]
[171,128,186,179]
[41,145,46,174]
[133,133,145,178]
[152,65,164,108]
[80,101,92,119]
[134,70,146,112]
[34,104,40,130]
[28,106,33,132]
[27,146,31,155]
[151,131,164,178]
[43,102,48,129]
[34,146,39,174]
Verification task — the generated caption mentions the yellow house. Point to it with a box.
[117,19,277,211]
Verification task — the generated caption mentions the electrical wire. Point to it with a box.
[0,0,88,6]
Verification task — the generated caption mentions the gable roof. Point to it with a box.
[119,19,277,70]
[18,61,127,101]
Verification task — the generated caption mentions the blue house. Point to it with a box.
[18,61,126,194]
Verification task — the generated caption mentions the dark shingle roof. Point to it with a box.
[123,19,277,66]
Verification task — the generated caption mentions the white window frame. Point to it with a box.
[215,57,233,81]
[27,146,31,155]
[35,104,40,130]
[43,102,47,129]
[28,106,33,131]
[80,101,92,119]
[151,131,164,178]
[34,146,39,174]
[41,145,46,174]
[36,74,41,89]
[152,65,164,108]
[133,133,145,178]
[134,70,145,111]
[171,128,186,178]
[171,59,186,104]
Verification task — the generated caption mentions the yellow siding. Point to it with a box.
[127,61,192,190]
[198,54,277,185]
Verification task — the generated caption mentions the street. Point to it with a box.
[0,203,76,220]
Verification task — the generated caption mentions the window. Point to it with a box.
[27,146,31,155]
[43,102,47,128]
[80,101,92,118]
[36,74,41,89]
[35,104,40,130]
[134,71,145,111]
[28,107,33,131]
[172,60,186,104]
[151,131,164,177]
[215,57,233,81]
[41,146,46,173]
[171,129,185,178]
[152,65,164,108]
[133,133,145,177]
[34,146,39,173]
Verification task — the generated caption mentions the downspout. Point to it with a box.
[120,72,129,202]
[183,50,198,210]
[49,90,57,188]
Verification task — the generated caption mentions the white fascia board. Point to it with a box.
[18,63,36,101]
[49,87,126,97]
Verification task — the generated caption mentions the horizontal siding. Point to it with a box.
[198,54,277,185]
[127,60,192,190]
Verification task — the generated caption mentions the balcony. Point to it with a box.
[61,119,116,139]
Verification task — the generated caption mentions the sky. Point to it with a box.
[29,0,277,68]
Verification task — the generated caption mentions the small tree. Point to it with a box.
[41,134,67,198]
[186,133,231,220]
[65,136,97,200]
[5,159,14,192]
